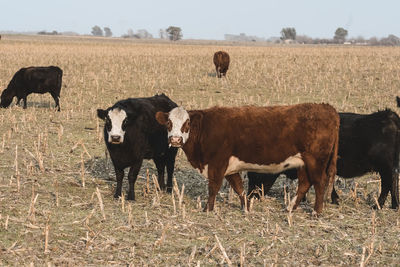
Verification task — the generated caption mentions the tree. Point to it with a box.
[136,29,153,39]
[166,26,182,41]
[91,25,103,36]
[380,34,400,46]
[280,27,296,40]
[334,27,348,44]
[104,27,112,37]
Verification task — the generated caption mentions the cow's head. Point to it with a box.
[97,107,130,144]
[0,88,14,108]
[156,107,192,148]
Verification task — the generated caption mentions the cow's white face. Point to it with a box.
[98,108,128,144]
[156,107,190,147]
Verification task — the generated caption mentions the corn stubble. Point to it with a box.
[0,35,399,265]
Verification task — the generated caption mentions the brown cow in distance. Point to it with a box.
[213,51,230,78]
[156,103,340,215]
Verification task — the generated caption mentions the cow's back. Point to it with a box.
[22,66,62,94]
[145,93,178,113]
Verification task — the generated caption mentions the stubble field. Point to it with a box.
[0,35,399,265]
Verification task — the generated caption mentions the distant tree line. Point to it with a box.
[91,26,112,37]
[122,29,153,39]
[36,24,398,46]
[274,26,400,46]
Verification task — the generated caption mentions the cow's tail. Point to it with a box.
[57,69,63,96]
[217,53,223,73]
[393,118,400,208]
[324,121,339,203]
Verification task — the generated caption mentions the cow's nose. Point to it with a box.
[111,135,121,143]
[169,136,183,146]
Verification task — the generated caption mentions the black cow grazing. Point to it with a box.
[97,94,178,200]
[248,109,400,209]
[0,66,63,111]
[213,51,230,78]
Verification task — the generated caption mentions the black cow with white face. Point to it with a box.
[248,106,400,209]
[97,94,178,200]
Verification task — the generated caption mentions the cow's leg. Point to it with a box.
[291,167,311,211]
[50,92,60,111]
[376,167,393,209]
[247,172,278,199]
[165,147,177,193]
[23,95,27,109]
[153,156,166,191]
[204,168,224,212]
[331,185,340,205]
[216,67,221,78]
[127,160,143,200]
[16,97,21,106]
[313,172,328,215]
[304,155,329,214]
[225,173,245,209]
[391,169,399,209]
[114,168,124,199]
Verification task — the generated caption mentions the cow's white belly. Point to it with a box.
[196,164,209,179]
[224,153,304,176]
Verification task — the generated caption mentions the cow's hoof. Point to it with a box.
[372,204,382,210]
[166,187,172,194]
[311,210,321,218]
[126,194,135,201]
[114,193,121,199]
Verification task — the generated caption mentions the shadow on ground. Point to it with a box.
[85,156,210,200]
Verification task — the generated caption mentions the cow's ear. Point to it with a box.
[155,112,169,125]
[97,109,107,120]
[396,96,400,107]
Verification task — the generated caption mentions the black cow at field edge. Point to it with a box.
[97,94,178,200]
[0,66,63,111]
[249,107,400,209]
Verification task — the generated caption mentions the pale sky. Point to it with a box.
[0,0,398,40]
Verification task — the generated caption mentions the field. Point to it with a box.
[0,35,399,266]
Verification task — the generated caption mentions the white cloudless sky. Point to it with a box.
[1,0,398,39]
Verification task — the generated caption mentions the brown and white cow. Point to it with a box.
[213,51,230,78]
[156,104,340,214]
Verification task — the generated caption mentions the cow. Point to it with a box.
[248,108,400,209]
[0,66,63,111]
[97,94,178,200]
[156,103,340,214]
[213,51,230,78]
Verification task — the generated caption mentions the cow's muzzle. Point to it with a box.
[110,135,122,144]
[169,136,183,147]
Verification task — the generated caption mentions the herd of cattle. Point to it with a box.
[1,51,400,215]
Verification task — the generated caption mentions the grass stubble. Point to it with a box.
[0,35,399,265]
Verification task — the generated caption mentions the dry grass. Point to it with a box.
[0,35,399,265]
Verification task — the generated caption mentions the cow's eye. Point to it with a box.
[122,119,128,129]
[166,120,172,130]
